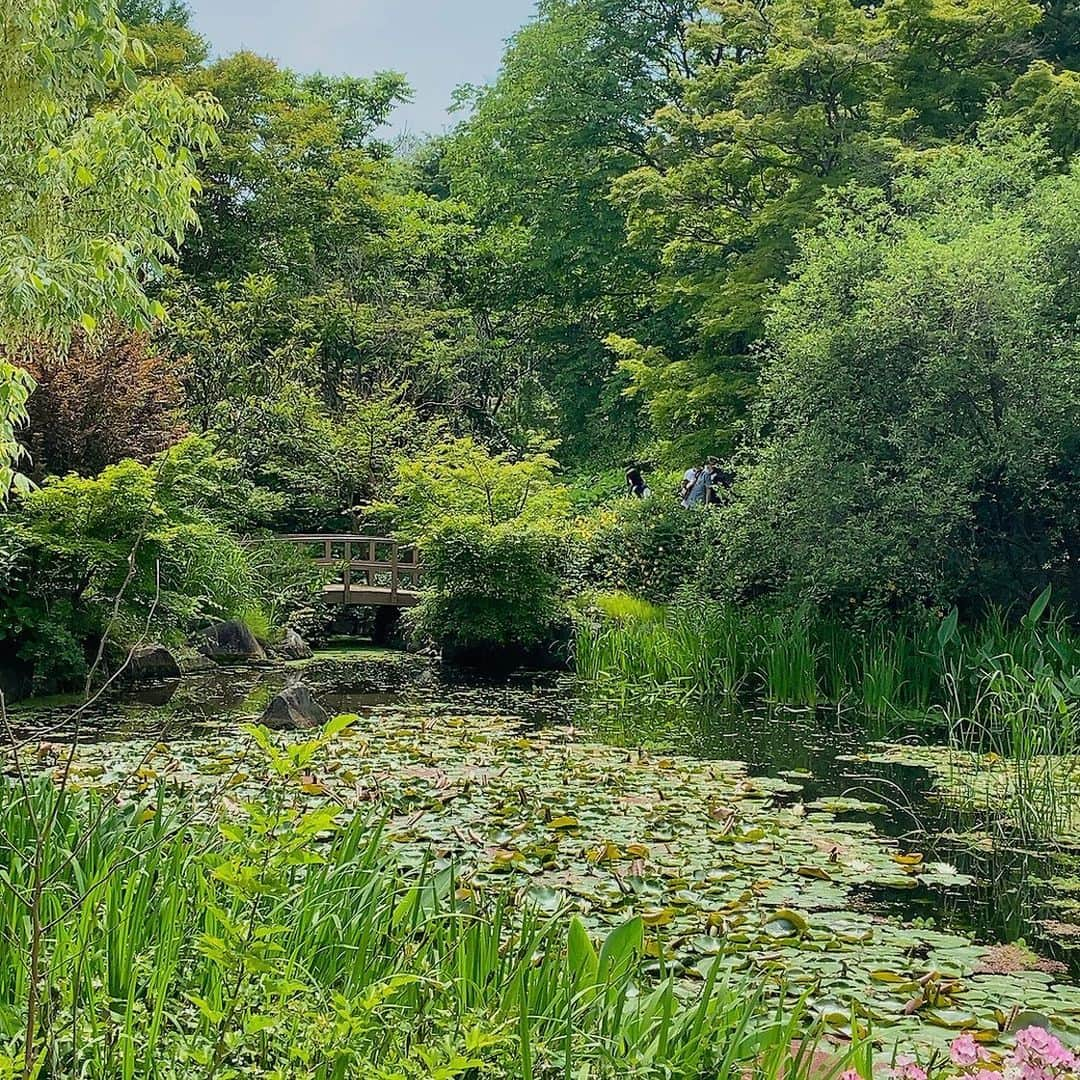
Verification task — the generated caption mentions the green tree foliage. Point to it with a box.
[611,0,1049,458]
[157,55,556,520]
[716,137,1080,613]
[408,519,570,659]
[381,437,570,540]
[118,0,191,23]
[576,497,715,604]
[178,53,411,289]
[0,437,321,687]
[0,0,220,493]
[385,439,573,657]
[444,0,702,457]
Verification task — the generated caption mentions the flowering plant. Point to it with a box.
[839,1027,1078,1080]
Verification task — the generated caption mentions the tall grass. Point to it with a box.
[575,593,1080,718]
[0,780,855,1079]
[938,616,1080,842]
[575,591,1080,842]
[575,597,947,713]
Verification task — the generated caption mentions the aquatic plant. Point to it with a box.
[13,705,1080,1064]
[575,592,1080,728]
[931,589,1080,842]
[573,597,949,712]
[0,716,855,1079]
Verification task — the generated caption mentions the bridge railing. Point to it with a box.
[281,534,424,605]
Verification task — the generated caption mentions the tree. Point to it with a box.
[443,0,703,458]
[716,137,1080,613]
[0,0,221,493]
[118,0,191,24]
[23,327,185,480]
[380,437,570,539]
[178,53,410,290]
[611,0,1045,458]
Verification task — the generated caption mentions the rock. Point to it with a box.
[125,645,182,683]
[198,620,266,664]
[259,685,329,731]
[275,629,314,661]
[178,651,216,674]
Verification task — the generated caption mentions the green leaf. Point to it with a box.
[938,608,959,650]
[596,916,643,985]
[324,713,358,740]
[567,916,599,988]
[1027,584,1052,626]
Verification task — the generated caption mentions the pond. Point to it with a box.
[11,647,1080,1058]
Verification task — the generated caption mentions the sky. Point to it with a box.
[188,0,538,139]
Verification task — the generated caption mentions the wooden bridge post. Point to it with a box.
[343,539,352,600]
[390,543,399,604]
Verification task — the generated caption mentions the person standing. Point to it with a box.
[680,465,701,507]
[682,464,710,508]
[626,467,651,499]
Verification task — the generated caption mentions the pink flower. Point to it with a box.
[1012,1026,1079,1077]
[891,1056,928,1080]
[952,1034,990,1067]
[840,1070,862,1080]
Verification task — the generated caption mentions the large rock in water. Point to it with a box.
[198,620,266,664]
[125,645,182,683]
[275,629,314,661]
[260,685,329,731]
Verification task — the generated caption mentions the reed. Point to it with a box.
[941,663,1080,842]
[574,590,1080,842]
[573,593,1080,718]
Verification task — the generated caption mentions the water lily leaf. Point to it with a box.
[926,1009,979,1029]
[1006,1010,1052,1033]
[892,853,924,866]
[764,909,809,938]
[549,815,579,830]
[525,885,564,913]
[641,907,677,927]
[797,866,832,881]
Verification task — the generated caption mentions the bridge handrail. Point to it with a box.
[278,533,424,603]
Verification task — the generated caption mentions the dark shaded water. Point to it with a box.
[11,647,1080,976]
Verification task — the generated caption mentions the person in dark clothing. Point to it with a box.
[704,458,734,504]
[625,467,649,499]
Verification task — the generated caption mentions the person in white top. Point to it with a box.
[680,466,699,505]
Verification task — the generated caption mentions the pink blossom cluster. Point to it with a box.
[838,1027,1078,1080]
[1005,1026,1080,1080]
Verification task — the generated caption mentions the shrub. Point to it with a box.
[0,439,324,690]
[23,326,185,480]
[379,436,571,538]
[407,518,570,659]
[573,496,716,604]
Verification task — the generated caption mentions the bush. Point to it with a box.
[573,497,716,605]
[0,439,324,690]
[717,139,1080,615]
[407,518,570,661]
[23,326,185,481]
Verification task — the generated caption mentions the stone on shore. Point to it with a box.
[198,620,266,664]
[125,645,182,683]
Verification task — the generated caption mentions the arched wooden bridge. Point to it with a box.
[281,535,424,608]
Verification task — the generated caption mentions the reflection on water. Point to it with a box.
[10,647,1080,976]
